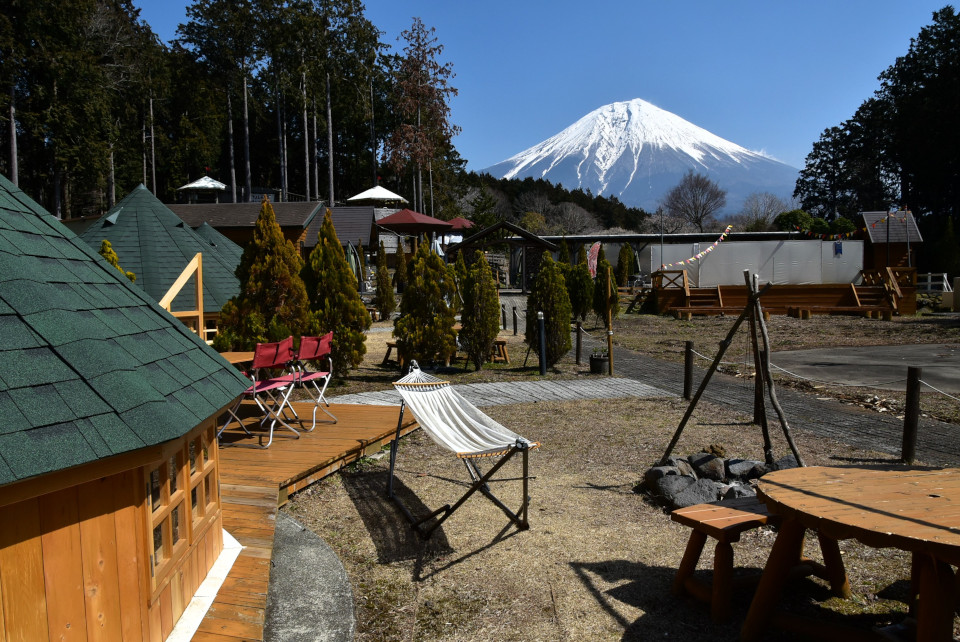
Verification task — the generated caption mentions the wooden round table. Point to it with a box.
[742,466,960,641]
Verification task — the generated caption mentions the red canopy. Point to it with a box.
[446,216,475,231]
[377,209,454,234]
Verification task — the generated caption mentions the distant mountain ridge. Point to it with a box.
[482,98,798,214]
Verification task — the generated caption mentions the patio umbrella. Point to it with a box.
[446,217,475,232]
[376,209,454,235]
[347,185,408,204]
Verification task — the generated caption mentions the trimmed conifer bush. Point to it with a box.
[305,209,371,375]
[98,239,136,282]
[592,259,620,322]
[576,243,588,265]
[616,243,635,286]
[460,251,501,371]
[566,260,594,321]
[558,239,571,265]
[394,244,457,367]
[393,239,408,291]
[525,252,572,368]
[215,198,311,351]
[374,240,396,319]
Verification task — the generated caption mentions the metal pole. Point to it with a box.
[512,306,518,336]
[684,341,694,400]
[537,312,546,376]
[501,304,507,330]
[902,366,921,464]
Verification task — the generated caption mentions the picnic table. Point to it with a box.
[742,466,960,641]
[219,351,255,366]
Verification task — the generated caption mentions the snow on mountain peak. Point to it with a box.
[484,98,797,213]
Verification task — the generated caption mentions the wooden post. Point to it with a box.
[501,304,507,329]
[683,341,694,401]
[512,306,518,335]
[575,321,582,365]
[902,366,921,464]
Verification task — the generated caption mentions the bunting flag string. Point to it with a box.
[660,225,732,268]
[793,225,857,241]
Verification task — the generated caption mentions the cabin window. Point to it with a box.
[145,423,220,591]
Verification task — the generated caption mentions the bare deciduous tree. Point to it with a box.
[551,201,597,234]
[738,191,789,231]
[661,171,726,232]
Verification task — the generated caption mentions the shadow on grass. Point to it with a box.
[340,463,529,583]
[570,559,911,641]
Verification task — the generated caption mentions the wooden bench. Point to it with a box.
[365,306,379,322]
[671,496,782,622]
[491,339,509,363]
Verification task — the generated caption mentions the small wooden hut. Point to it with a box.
[0,174,249,641]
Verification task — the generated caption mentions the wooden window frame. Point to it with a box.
[144,422,220,599]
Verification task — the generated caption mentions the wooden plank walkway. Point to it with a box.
[191,402,416,642]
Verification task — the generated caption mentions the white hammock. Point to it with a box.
[393,365,534,457]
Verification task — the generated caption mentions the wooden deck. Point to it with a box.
[191,401,416,641]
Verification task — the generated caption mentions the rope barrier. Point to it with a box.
[919,380,960,403]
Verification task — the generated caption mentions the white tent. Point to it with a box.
[176,176,226,191]
[347,185,408,204]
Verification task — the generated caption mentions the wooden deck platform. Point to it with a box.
[191,401,416,641]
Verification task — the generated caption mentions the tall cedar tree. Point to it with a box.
[616,243,635,286]
[576,243,588,265]
[394,244,457,366]
[215,198,311,350]
[460,252,500,371]
[374,240,396,319]
[385,17,460,214]
[98,240,136,282]
[593,259,620,322]
[525,252,572,368]
[305,210,371,374]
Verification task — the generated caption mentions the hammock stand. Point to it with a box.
[388,363,539,539]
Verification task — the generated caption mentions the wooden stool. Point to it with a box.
[671,496,781,622]
[491,339,509,363]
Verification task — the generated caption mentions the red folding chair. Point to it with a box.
[218,337,300,448]
[293,332,337,430]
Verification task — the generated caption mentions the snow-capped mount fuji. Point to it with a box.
[482,98,798,214]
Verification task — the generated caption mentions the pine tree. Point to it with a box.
[305,209,371,374]
[215,198,311,350]
[460,252,500,371]
[394,244,457,366]
[374,240,396,319]
[615,243,635,287]
[98,240,136,282]
[525,252,572,368]
[450,250,468,316]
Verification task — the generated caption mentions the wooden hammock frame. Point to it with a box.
[387,396,538,539]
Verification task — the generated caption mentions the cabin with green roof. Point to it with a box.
[0,174,250,641]
[78,185,243,342]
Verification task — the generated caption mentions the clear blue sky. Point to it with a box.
[135,0,950,171]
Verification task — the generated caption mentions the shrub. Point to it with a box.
[394,244,457,366]
[525,252,572,368]
[374,240,396,319]
[214,198,311,350]
[304,209,371,374]
[98,240,136,282]
[460,252,501,371]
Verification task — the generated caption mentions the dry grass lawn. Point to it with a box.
[284,310,960,640]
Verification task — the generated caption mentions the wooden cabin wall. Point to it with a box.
[0,421,223,642]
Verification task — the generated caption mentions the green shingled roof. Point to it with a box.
[78,185,241,313]
[0,175,250,486]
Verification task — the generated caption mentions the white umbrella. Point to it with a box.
[347,185,408,204]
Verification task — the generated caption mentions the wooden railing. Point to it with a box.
[159,253,209,341]
[653,269,690,295]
